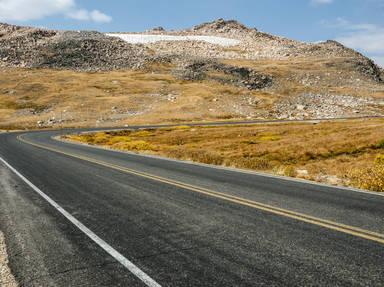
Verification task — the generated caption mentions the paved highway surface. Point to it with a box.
[0,125,384,286]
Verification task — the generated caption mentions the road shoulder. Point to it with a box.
[0,231,18,287]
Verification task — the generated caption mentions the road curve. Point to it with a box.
[0,127,384,286]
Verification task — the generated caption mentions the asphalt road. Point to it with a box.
[0,127,384,286]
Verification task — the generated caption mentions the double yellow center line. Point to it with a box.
[18,134,384,245]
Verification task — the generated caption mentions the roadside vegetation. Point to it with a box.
[64,118,384,192]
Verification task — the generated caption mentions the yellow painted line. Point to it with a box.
[18,134,384,245]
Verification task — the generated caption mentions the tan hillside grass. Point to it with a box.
[1,55,384,129]
[0,66,274,128]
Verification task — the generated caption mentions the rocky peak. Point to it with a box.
[192,18,257,34]
[315,40,383,82]
[151,26,166,32]
[0,22,22,35]
[0,22,17,29]
[318,40,350,50]
[144,26,166,34]
[0,22,57,40]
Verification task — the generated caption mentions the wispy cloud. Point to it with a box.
[322,17,377,31]
[322,17,384,67]
[0,0,112,23]
[311,0,334,6]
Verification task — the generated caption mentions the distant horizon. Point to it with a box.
[0,0,383,67]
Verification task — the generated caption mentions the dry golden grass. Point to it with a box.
[0,67,276,129]
[1,55,383,129]
[66,118,384,192]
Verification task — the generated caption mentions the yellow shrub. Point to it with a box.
[375,154,384,165]
[92,132,110,144]
[108,136,132,145]
[133,130,154,137]
[113,140,156,151]
[283,165,296,177]
[232,157,272,170]
[350,164,384,192]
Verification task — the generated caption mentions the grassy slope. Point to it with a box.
[0,66,272,129]
[65,119,384,192]
[1,56,383,129]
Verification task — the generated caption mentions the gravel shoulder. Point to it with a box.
[0,231,18,287]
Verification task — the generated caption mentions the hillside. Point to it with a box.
[0,19,384,129]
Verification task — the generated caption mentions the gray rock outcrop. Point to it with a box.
[0,23,149,71]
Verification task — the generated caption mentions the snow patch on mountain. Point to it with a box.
[106,33,241,46]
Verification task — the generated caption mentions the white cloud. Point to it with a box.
[88,10,112,23]
[323,18,384,67]
[67,9,112,23]
[0,0,74,21]
[67,9,90,21]
[322,17,377,32]
[311,0,334,6]
[0,0,112,23]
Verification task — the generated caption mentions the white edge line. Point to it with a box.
[53,135,384,198]
[0,157,161,287]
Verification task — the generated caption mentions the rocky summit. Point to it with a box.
[0,19,382,81]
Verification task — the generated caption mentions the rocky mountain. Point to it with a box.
[152,19,383,82]
[0,19,382,81]
[0,19,383,129]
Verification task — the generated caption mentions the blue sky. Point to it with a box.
[0,0,384,66]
